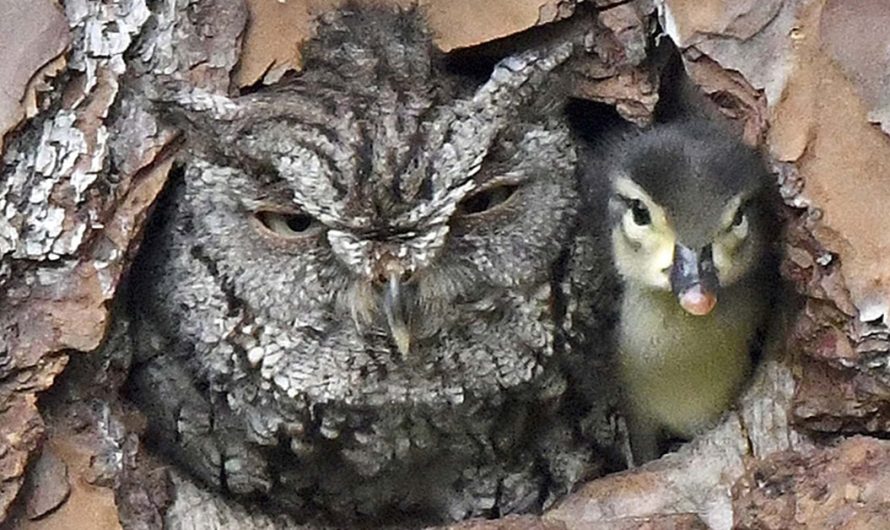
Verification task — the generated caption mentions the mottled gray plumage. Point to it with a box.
[129,7,616,524]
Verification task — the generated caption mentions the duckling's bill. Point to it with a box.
[670,243,719,316]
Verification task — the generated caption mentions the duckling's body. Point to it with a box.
[589,119,776,464]
[619,278,767,460]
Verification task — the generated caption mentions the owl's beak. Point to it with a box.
[382,270,411,356]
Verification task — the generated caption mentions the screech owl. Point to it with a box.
[129,7,618,524]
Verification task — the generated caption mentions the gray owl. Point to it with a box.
[129,7,617,524]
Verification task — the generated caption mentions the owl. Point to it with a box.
[129,7,616,524]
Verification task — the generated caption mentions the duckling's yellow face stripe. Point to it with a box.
[610,176,675,290]
[611,175,755,290]
[712,194,751,286]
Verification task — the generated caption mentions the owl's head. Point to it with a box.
[606,121,773,315]
[153,8,578,405]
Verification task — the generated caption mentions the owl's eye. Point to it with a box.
[457,183,520,216]
[254,210,320,239]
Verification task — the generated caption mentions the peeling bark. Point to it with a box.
[0,0,888,528]
[0,0,69,152]
[733,436,890,529]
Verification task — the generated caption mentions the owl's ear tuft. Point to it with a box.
[474,43,574,121]
[151,84,241,129]
[149,83,244,159]
[522,72,570,120]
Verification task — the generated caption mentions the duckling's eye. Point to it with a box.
[629,199,651,226]
[731,208,746,228]
[457,183,520,216]
[254,211,319,238]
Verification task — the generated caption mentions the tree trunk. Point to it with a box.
[1,0,887,529]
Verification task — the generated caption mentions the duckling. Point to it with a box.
[588,119,777,464]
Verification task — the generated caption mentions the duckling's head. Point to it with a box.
[608,121,774,316]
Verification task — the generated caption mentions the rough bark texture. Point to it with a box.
[0,0,166,522]
[0,0,888,528]
[733,436,890,529]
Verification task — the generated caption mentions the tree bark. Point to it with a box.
[1,0,888,528]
